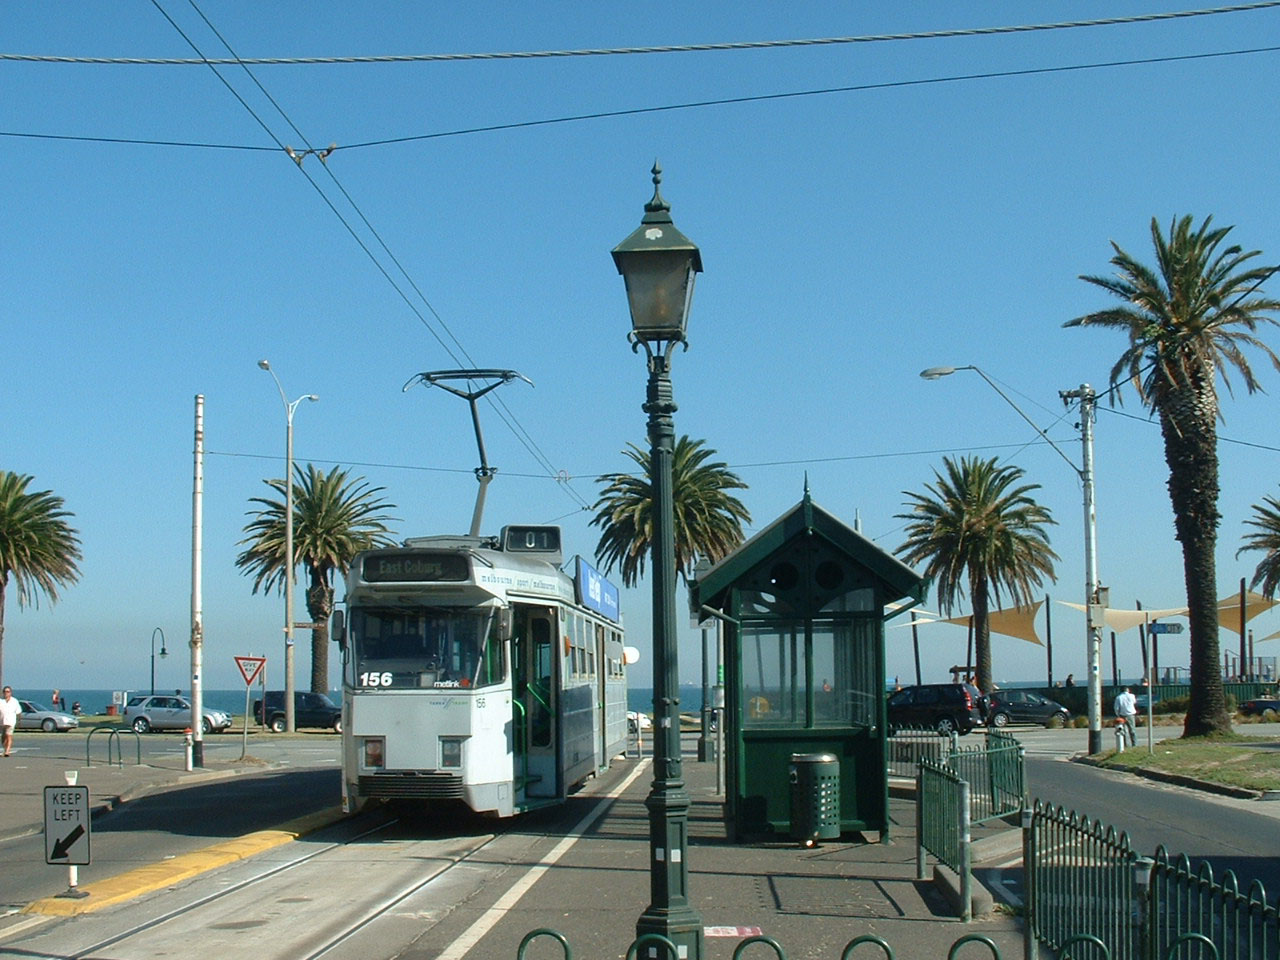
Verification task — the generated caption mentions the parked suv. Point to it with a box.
[985,689,1070,727]
[886,683,986,735]
[253,691,342,733]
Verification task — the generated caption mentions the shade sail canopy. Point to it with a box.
[1216,591,1280,634]
[908,600,1044,646]
[1058,602,1188,633]
[1057,591,1279,634]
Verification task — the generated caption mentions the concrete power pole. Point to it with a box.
[1062,384,1103,755]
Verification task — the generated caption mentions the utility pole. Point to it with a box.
[1061,384,1103,755]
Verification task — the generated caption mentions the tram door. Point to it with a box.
[514,606,558,799]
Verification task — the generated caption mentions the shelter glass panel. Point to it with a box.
[811,618,878,727]
[742,621,801,726]
[820,586,876,614]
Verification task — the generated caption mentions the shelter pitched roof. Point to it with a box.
[692,489,926,614]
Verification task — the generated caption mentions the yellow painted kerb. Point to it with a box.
[24,807,342,917]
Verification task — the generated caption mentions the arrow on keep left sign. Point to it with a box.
[50,824,85,860]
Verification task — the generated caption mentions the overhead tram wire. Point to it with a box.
[144,1,462,368]
[182,0,587,503]
[7,43,1279,157]
[337,45,1280,153]
[1095,405,1280,454]
[6,2,1279,64]
[208,436,1073,481]
[164,0,591,512]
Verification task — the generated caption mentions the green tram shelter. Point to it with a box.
[690,490,926,841]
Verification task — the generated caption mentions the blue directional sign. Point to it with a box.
[1147,622,1183,634]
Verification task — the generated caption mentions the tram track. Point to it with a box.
[2,808,508,960]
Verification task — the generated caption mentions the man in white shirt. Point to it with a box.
[1113,686,1138,747]
[0,687,22,757]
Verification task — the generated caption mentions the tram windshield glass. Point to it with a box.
[348,605,505,689]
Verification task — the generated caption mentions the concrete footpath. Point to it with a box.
[430,757,1026,959]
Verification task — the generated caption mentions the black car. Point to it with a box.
[253,691,342,733]
[886,683,986,735]
[985,689,1071,728]
[1239,697,1280,717]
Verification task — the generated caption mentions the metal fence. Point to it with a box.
[886,727,954,778]
[917,758,973,922]
[949,730,1025,825]
[890,728,1026,826]
[1147,846,1280,960]
[516,929,1016,959]
[1024,801,1139,959]
[1025,800,1280,960]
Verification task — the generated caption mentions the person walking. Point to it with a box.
[1113,685,1138,747]
[0,687,22,757]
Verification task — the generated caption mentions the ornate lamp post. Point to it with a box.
[258,360,318,734]
[612,162,704,960]
[150,627,168,696]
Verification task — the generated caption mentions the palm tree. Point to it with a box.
[1239,492,1280,598]
[590,435,751,587]
[236,464,398,692]
[1067,215,1280,736]
[0,472,82,688]
[895,455,1057,694]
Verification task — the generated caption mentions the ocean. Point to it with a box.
[28,685,705,716]
[33,681,1046,717]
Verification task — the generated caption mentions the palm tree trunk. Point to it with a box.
[1159,385,1231,736]
[971,573,993,694]
[306,576,333,694]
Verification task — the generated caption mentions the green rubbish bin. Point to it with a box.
[789,752,840,846]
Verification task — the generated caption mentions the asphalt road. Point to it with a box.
[1026,754,1280,895]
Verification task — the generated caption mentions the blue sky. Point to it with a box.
[5,2,1280,693]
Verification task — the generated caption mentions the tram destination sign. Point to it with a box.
[363,552,469,583]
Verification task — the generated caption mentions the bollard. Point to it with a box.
[61,770,89,899]
[184,728,194,771]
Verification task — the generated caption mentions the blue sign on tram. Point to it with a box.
[575,556,620,623]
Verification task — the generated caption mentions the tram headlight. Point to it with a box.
[440,738,463,768]
[363,738,384,769]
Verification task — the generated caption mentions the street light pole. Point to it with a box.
[612,163,704,960]
[258,360,318,734]
[1061,383,1103,754]
[150,627,168,696]
[920,366,1106,754]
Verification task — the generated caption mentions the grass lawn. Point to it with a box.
[1095,735,1280,792]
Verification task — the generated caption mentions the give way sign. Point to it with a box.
[234,656,266,686]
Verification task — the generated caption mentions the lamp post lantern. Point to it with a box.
[921,365,1105,754]
[150,627,168,696]
[612,162,704,960]
[258,360,318,734]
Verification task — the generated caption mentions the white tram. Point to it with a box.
[333,524,628,816]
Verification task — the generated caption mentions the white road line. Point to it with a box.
[436,760,651,960]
